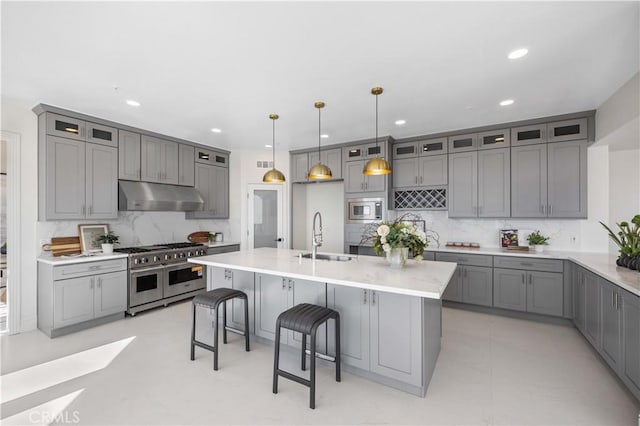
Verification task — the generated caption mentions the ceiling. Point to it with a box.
[2,2,639,151]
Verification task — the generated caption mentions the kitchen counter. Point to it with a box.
[37,253,129,265]
[207,241,240,248]
[189,247,457,299]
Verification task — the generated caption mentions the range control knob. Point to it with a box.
[179,252,185,258]
[187,251,193,257]
[165,254,171,261]
[174,253,178,259]
[153,256,159,262]
[134,258,139,265]
[140,257,147,264]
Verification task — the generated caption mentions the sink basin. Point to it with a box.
[298,253,353,262]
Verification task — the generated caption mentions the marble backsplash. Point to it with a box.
[36,211,233,253]
[388,210,594,252]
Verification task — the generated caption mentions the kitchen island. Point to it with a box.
[189,247,456,397]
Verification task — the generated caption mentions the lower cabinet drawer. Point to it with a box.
[435,252,493,267]
[53,258,127,280]
[494,256,563,273]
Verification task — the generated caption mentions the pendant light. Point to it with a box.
[363,87,392,176]
[307,101,332,180]
[262,113,286,183]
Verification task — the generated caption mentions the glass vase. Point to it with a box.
[386,247,409,269]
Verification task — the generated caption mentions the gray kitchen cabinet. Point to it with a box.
[45,112,86,141]
[511,124,547,146]
[309,148,342,180]
[448,151,478,217]
[42,136,117,220]
[292,152,309,183]
[369,290,423,387]
[38,258,127,337]
[511,143,547,218]
[448,133,477,153]
[178,144,195,187]
[600,279,622,371]
[420,155,448,186]
[463,265,493,307]
[493,268,527,312]
[393,141,419,159]
[418,138,448,156]
[478,128,510,150]
[477,148,510,217]
[86,122,118,147]
[526,271,563,316]
[208,267,255,333]
[573,265,586,332]
[547,139,587,218]
[442,267,463,302]
[327,285,422,386]
[140,135,179,184]
[118,130,141,181]
[392,157,419,188]
[584,268,600,347]
[620,290,640,400]
[344,160,385,193]
[343,142,386,161]
[289,277,327,353]
[547,118,588,143]
[187,163,228,219]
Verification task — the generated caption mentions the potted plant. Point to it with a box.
[96,231,119,254]
[527,230,550,253]
[208,232,217,244]
[600,215,640,270]
[365,214,429,269]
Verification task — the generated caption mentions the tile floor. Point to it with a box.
[1,302,639,425]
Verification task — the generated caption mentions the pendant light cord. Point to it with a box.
[375,93,379,149]
[318,107,321,158]
[272,118,276,166]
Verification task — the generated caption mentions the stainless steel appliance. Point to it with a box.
[347,197,384,223]
[115,242,208,315]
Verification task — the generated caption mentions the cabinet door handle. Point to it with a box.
[615,292,619,310]
[288,279,293,290]
[529,274,532,285]
[88,205,92,216]
[463,267,467,278]
[90,278,94,289]
[282,278,286,290]
[549,205,553,216]
[364,182,368,190]
[521,274,525,284]
[420,176,423,184]
[371,291,376,305]
[415,176,418,184]
[363,289,367,304]
[98,277,102,288]
[612,291,615,308]
[541,205,546,214]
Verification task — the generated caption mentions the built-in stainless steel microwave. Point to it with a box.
[347,198,384,223]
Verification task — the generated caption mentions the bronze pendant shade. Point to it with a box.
[308,101,332,180]
[363,87,392,176]
[263,113,286,184]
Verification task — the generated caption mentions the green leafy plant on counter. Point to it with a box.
[600,215,640,257]
[96,231,120,245]
[208,232,217,242]
[527,230,550,246]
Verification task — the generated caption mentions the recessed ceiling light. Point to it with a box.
[126,99,140,107]
[395,120,406,126]
[265,144,272,148]
[211,128,222,133]
[321,134,329,139]
[499,99,514,106]
[508,48,528,59]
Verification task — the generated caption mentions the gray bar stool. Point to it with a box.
[272,303,341,409]
[190,288,250,370]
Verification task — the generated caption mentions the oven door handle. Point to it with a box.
[131,266,165,275]
[164,262,191,272]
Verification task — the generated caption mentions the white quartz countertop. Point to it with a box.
[427,245,578,259]
[189,247,457,299]
[37,253,128,265]
[207,241,240,248]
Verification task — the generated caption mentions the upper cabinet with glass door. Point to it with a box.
[46,113,118,147]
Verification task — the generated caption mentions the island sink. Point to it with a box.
[298,253,353,262]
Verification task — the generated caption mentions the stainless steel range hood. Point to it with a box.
[118,181,205,211]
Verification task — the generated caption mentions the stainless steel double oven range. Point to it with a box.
[115,242,208,315]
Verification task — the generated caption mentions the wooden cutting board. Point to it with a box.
[187,231,210,244]
[47,236,82,256]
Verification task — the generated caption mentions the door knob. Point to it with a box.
[274,238,283,242]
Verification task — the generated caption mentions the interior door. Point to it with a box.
[248,184,284,249]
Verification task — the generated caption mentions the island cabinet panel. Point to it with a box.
[370,291,423,387]
[289,278,327,353]
[207,267,255,333]
[327,285,370,371]
[620,290,640,399]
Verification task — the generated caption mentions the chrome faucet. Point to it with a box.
[311,211,323,260]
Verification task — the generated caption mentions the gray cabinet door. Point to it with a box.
[584,269,601,347]
[45,136,85,219]
[370,290,422,387]
[118,130,141,181]
[211,165,229,218]
[85,143,118,219]
[345,161,365,193]
[292,153,309,183]
[462,266,493,307]
[364,142,385,159]
[547,140,587,218]
[600,279,622,371]
[526,271,563,316]
[478,148,510,218]
[448,133,477,152]
[448,151,478,217]
[511,144,547,218]
[46,113,86,141]
[478,128,510,150]
[393,141,418,159]
[189,163,213,219]
[442,266,463,302]
[393,157,418,188]
[418,138,448,156]
[327,285,370,370]
[255,274,289,342]
[86,122,118,147]
[229,270,255,334]
[620,290,640,399]
[178,144,195,187]
[420,154,448,186]
[573,267,586,332]
[547,118,588,143]
[511,124,547,146]
[140,136,164,183]
[365,173,385,192]
[493,268,526,312]
[53,276,94,328]
[207,266,226,290]
[162,140,179,185]
[94,271,127,318]
[325,148,342,179]
[289,279,326,352]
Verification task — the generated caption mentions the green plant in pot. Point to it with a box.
[600,215,640,270]
[96,231,119,254]
[527,230,550,253]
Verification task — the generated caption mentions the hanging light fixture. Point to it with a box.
[363,86,392,176]
[262,113,286,183]
[307,101,332,180]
